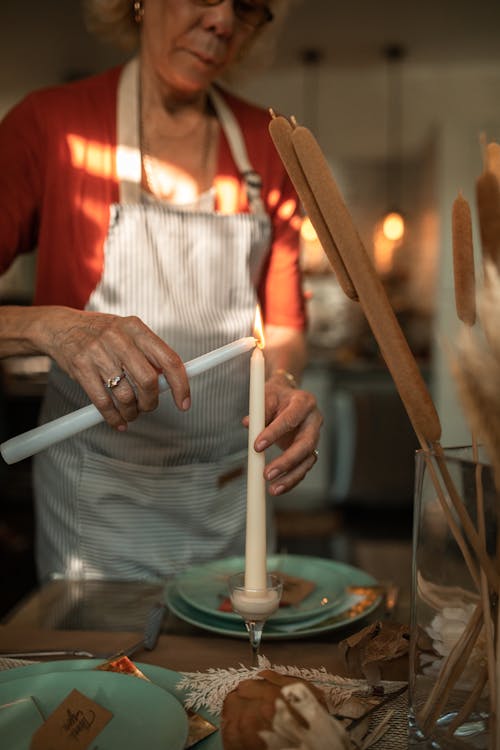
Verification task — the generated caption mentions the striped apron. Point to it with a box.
[33,58,272,581]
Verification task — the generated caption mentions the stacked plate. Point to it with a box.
[0,659,220,750]
[166,554,382,639]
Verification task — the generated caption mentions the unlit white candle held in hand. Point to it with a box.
[0,336,256,465]
[244,308,267,591]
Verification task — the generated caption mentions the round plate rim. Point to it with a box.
[0,667,189,750]
[165,579,381,640]
[174,554,378,624]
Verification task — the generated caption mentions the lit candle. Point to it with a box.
[0,336,256,465]
[244,307,267,591]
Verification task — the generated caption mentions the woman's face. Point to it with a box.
[141,0,259,95]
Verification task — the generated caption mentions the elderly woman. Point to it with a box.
[0,0,322,581]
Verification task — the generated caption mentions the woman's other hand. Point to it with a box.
[242,326,323,496]
[260,371,322,495]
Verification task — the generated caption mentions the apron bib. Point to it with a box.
[33,59,273,580]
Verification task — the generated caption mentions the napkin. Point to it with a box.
[221,669,329,750]
[260,682,352,750]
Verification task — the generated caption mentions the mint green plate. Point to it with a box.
[174,554,377,624]
[0,660,219,749]
[166,579,381,639]
[0,669,188,750]
[0,697,44,747]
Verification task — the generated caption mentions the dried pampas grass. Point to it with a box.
[452,262,500,488]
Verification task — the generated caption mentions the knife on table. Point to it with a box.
[0,602,167,661]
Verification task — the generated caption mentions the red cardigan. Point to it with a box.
[0,65,305,329]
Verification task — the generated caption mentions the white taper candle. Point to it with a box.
[244,324,267,591]
[1,336,256,465]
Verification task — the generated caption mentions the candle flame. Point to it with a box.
[253,306,265,349]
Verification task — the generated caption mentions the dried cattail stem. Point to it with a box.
[471,437,497,740]
[486,141,500,184]
[476,170,500,268]
[433,444,498,591]
[420,603,484,734]
[445,666,488,738]
[452,192,476,325]
[268,113,357,300]
[290,123,441,445]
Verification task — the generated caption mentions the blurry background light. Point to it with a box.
[300,216,318,242]
[382,210,405,241]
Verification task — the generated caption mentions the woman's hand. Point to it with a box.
[41,307,191,430]
[243,370,323,496]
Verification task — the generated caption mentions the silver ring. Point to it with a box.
[105,371,126,389]
[313,448,319,459]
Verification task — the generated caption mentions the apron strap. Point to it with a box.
[209,86,266,215]
[116,57,141,204]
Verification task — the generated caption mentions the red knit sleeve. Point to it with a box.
[0,70,120,308]
[258,160,306,330]
[0,94,43,275]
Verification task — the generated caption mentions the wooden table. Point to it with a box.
[0,579,409,678]
[0,579,412,750]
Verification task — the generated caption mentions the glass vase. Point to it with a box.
[409,445,497,749]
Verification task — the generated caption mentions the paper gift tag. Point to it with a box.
[30,688,113,750]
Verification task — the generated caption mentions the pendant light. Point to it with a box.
[381,43,406,242]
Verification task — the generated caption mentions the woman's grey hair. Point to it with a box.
[82,0,290,79]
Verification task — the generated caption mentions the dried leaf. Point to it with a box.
[339,621,410,683]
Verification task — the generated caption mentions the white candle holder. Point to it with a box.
[228,572,283,666]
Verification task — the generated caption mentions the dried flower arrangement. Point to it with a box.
[268,113,500,747]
